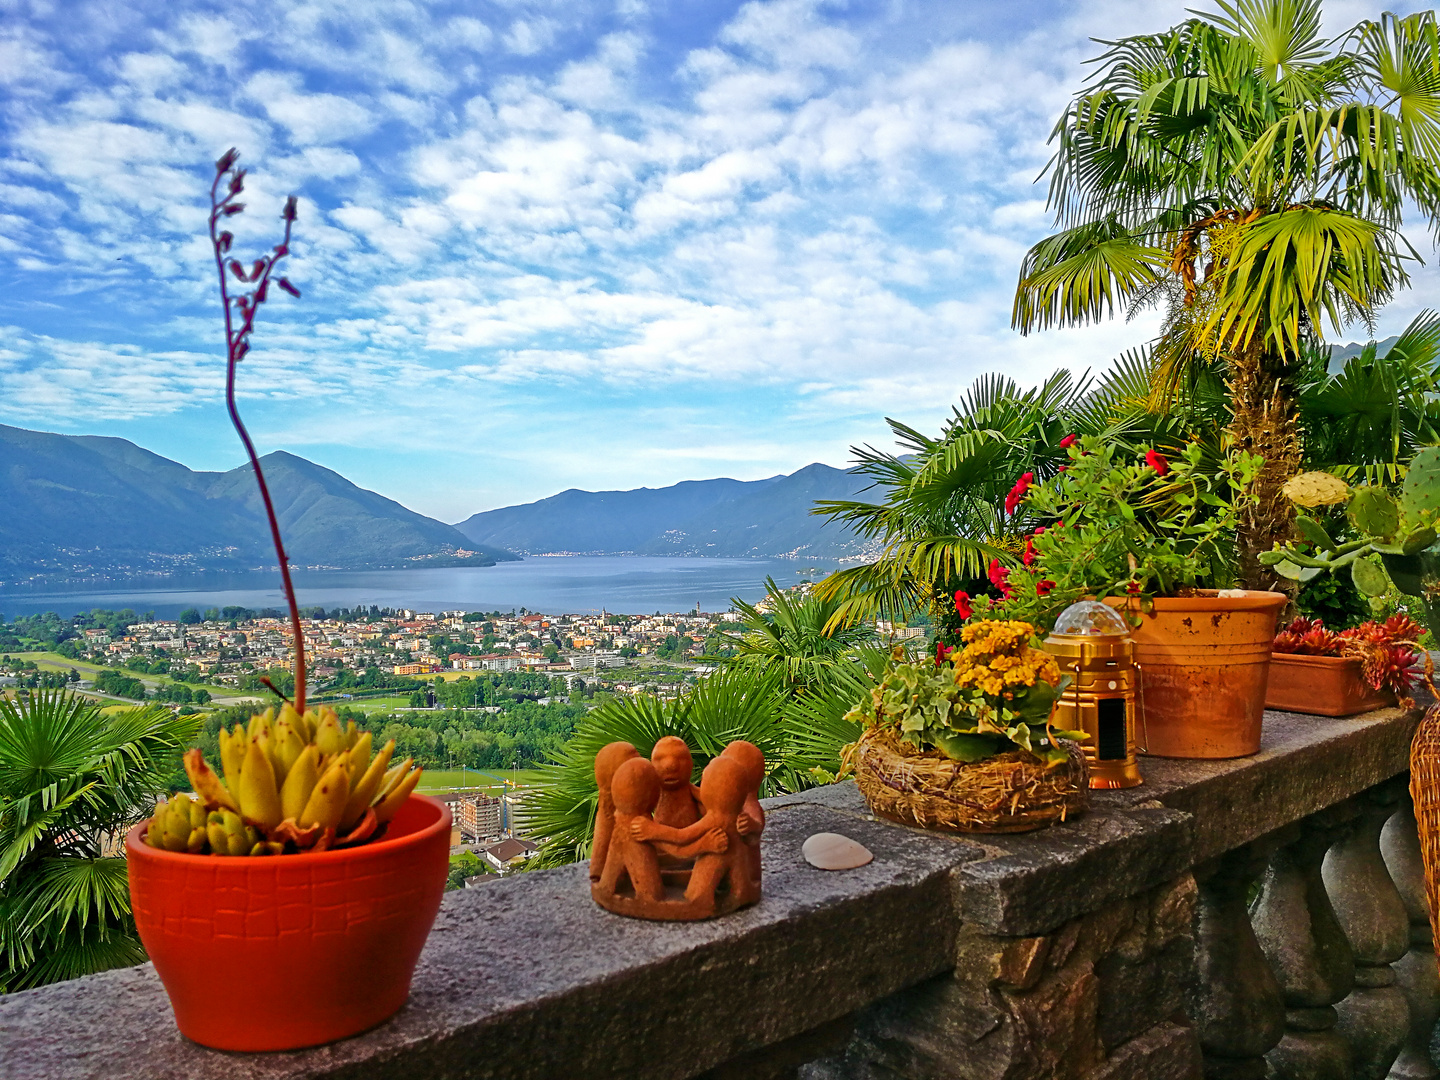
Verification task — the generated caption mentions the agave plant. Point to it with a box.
[0,690,199,991]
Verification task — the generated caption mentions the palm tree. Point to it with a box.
[0,690,199,992]
[1013,2,1440,588]
[1298,309,1440,481]
[810,363,1203,627]
[711,578,877,692]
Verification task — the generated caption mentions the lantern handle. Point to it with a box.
[1133,661,1150,755]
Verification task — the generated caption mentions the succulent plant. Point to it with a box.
[145,703,422,856]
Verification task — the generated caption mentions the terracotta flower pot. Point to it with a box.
[1265,653,1395,717]
[127,794,450,1051]
[1105,590,1287,759]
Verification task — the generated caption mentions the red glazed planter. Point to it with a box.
[1265,653,1396,717]
[127,794,450,1051]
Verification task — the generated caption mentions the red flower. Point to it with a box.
[953,590,972,619]
[1022,537,1037,566]
[1059,434,1077,449]
[1125,580,1142,595]
[1004,471,1035,516]
[935,641,953,665]
[1036,579,1056,597]
[987,558,1015,599]
[1145,450,1169,476]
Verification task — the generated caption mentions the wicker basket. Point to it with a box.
[1410,703,1440,971]
[853,729,1089,835]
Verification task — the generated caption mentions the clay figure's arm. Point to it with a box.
[631,814,717,845]
[659,827,728,859]
[735,796,765,839]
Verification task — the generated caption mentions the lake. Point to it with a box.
[0,556,840,619]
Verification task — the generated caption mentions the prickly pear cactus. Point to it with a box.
[1352,555,1391,598]
[1350,486,1401,542]
[144,703,423,857]
[1402,447,1440,524]
[1281,471,1350,508]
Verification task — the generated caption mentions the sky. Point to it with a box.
[1,0,1434,523]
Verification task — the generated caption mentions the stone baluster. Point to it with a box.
[1382,785,1440,1080]
[1192,842,1285,1080]
[1324,777,1411,1079]
[1251,808,1356,1080]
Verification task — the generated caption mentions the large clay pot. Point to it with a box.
[1265,653,1395,717]
[1106,591,1287,759]
[127,794,450,1051]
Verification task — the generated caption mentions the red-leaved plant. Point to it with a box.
[1273,615,1423,706]
[208,148,308,713]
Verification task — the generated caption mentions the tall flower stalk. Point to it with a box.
[207,148,307,712]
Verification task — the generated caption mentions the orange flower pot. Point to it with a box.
[1265,652,1395,717]
[127,794,450,1051]
[1106,591,1287,759]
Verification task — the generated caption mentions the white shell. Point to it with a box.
[802,832,874,871]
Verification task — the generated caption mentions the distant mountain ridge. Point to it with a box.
[0,424,515,583]
[453,462,872,558]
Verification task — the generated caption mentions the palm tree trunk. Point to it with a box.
[1229,338,1301,594]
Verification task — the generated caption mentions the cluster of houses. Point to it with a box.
[74,608,742,684]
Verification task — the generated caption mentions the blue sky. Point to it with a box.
[0,0,1432,523]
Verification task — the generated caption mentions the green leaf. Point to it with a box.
[1352,556,1392,597]
[1294,515,1336,550]
[931,731,1009,762]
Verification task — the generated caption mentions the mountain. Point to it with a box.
[453,462,873,558]
[0,424,515,582]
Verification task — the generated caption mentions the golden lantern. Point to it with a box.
[1043,600,1144,789]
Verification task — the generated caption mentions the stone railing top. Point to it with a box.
[0,703,1423,1080]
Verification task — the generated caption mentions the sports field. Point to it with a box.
[414,767,545,794]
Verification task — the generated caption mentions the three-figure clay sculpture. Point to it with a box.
[590,736,765,920]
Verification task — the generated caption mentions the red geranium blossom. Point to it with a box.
[1145,450,1169,476]
[1004,471,1035,515]
[935,641,953,665]
[953,590,972,619]
[1036,579,1056,597]
[1022,537,1037,566]
[987,558,1015,599]
[1059,434,1077,449]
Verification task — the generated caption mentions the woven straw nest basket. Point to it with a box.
[854,729,1089,834]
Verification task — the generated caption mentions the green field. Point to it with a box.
[8,651,255,705]
[415,767,546,794]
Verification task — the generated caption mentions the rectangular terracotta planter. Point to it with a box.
[1265,653,1395,717]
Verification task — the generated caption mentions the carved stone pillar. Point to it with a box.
[1325,778,1411,1079]
[1252,809,1356,1080]
[1192,843,1285,1080]
[1382,786,1440,1080]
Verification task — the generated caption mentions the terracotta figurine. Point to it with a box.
[599,756,726,906]
[651,735,703,828]
[720,740,765,889]
[591,736,765,921]
[590,741,639,882]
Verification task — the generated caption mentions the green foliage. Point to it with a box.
[446,850,486,890]
[93,670,146,701]
[993,436,1261,627]
[0,690,200,991]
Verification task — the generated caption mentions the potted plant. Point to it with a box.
[980,436,1285,759]
[1266,615,1421,717]
[843,621,1089,834]
[125,150,450,1052]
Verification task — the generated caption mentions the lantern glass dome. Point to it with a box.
[1051,600,1129,637]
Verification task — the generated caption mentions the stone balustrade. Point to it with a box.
[1,703,1437,1080]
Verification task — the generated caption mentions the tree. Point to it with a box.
[1013,2,1440,588]
[0,690,200,991]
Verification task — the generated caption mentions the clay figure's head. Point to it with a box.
[651,736,694,791]
[699,756,748,816]
[719,740,765,791]
[594,741,640,799]
[611,757,661,817]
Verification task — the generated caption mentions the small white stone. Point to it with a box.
[802,832,874,871]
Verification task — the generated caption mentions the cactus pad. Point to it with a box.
[1350,486,1401,541]
[1281,471,1350,507]
[1293,515,1336,551]
[1402,447,1440,521]
[1352,556,1391,597]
